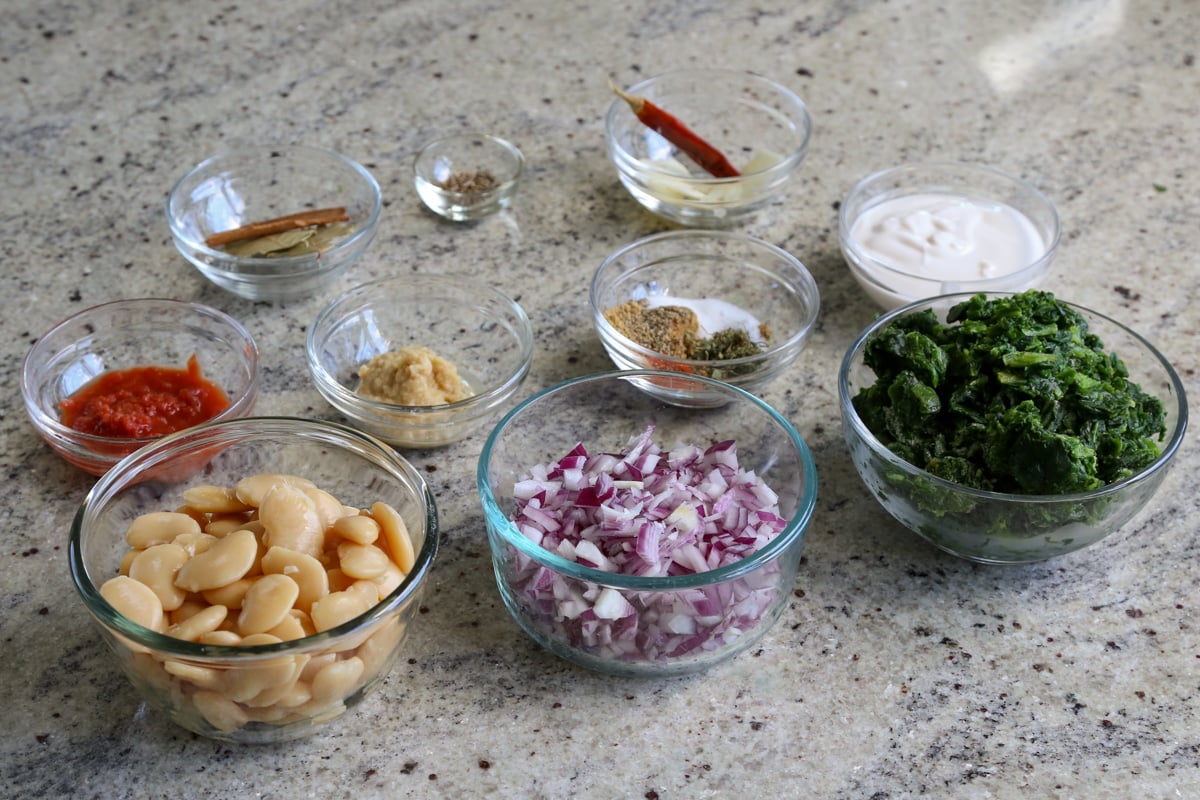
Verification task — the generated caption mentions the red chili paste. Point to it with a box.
[59,354,231,438]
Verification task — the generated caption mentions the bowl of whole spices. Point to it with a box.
[590,230,821,407]
[167,145,382,302]
[413,133,525,222]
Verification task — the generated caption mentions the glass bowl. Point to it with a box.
[838,292,1188,563]
[21,298,260,476]
[478,370,818,676]
[605,69,812,226]
[413,133,524,222]
[590,230,820,407]
[69,416,438,743]
[167,145,382,302]
[839,163,1060,310]
[306,274,535,448]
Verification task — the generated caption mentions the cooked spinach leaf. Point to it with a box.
[853,290,1166,496]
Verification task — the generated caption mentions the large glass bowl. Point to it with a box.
[838,293,1187,563]
[478,370,818,676]
[69,417,438,743]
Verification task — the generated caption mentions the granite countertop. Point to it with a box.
[2,1,1197,797]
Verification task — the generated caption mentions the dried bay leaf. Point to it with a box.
[222,228,316,257]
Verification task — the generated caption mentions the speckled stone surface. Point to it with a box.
[2,1,1198,797]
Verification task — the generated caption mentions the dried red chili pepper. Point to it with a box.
[611,83,741,179]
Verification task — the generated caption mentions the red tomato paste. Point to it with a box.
[59,355,230,438]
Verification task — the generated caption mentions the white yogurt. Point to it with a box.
[644,295,765,343]
[849,192,1046,304]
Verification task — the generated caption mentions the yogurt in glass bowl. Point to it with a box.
[839,162,1060,309]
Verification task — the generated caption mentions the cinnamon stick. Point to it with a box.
[205,206,350,248]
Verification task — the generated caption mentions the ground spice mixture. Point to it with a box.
[440,170,498,193]
[604,299,767,369]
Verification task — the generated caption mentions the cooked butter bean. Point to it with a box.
[337,542,390,581]
[371,501,415,574]
[128,544,189,611]
[266,611,308,642]
[358,620,406,675]
[238,574,300,635]
[169,596,209,626]
[173,532,217,557]
[311,656,365,702]
[331,514,380,546]
[100,576,165,633]
[259,483,323,558]
[204,516,254,538]
[299,652,338,682]
[183,485,251,515]
[174,529,258,592]
[118,548,141,577]
[168,604,228,642]
[192,690,250,733]
[235,473,316,508]
[261,547,329,613]
[310,588,372,633]
[304,487,346,532]
[201,577,255,610]
[163,659,222,690]
[126,511,201,549]
[221,653,297,703]
[198,630,243,647]
[371,560,404,600]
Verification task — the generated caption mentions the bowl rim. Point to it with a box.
[68,415,439,660]
[411,132,526,197]
[477,369,818,590]
[837,161,1062,294]
[165,144,383,271]
[306,273,535,416]
[21,297,261,449]
[604,68,814,184]
[589,229,821,368]
[838,291,1189,504]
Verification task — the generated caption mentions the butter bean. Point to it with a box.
[337,542,390,581]
[198,630,243,647]
[204,516,254,538]
[238,574,300,635]
[168,604,228,642]
[310,588,372,633]
[129,544,189,611]
[371,501,415,574]
[358,620,405,675]
[183,484,250,515]
[325,568,352,593]
[299,652,338,682]
[169,596,209,626]
[236,473,316,508]
[221,654,297,703]
[173,532,217,557]
[100,576,165,633]
[304,487,346,532]
[261,546,329,613]
[266,611,308,642]
[126,511,201,549]
[243,655,309,707]
[371,560,404,600]
[331,514,380,546]
[174,529,258,592]
[310,656,365,702]
[163,659,222,690]
[202,577,255,610]
[118,548,141,577]
[192,690,249,733]
[260,483,323,557]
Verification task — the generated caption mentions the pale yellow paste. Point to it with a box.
[356,345,472,406]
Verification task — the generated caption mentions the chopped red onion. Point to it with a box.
[506,425,790,664]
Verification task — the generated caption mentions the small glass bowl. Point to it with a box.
[590,230,821,407]
[839,293,1188,563]
[167,145,383,302]
[306,274,535,448]
[413,133,524,221]
[839,163,1061,310]
[69,416,438,743]
[478,370,817,676]
[21,298,260,476]
[605,69,812,226]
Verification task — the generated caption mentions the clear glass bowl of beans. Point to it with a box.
[69,416,438,743]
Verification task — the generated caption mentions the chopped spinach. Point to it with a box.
[853,290,1166,496]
